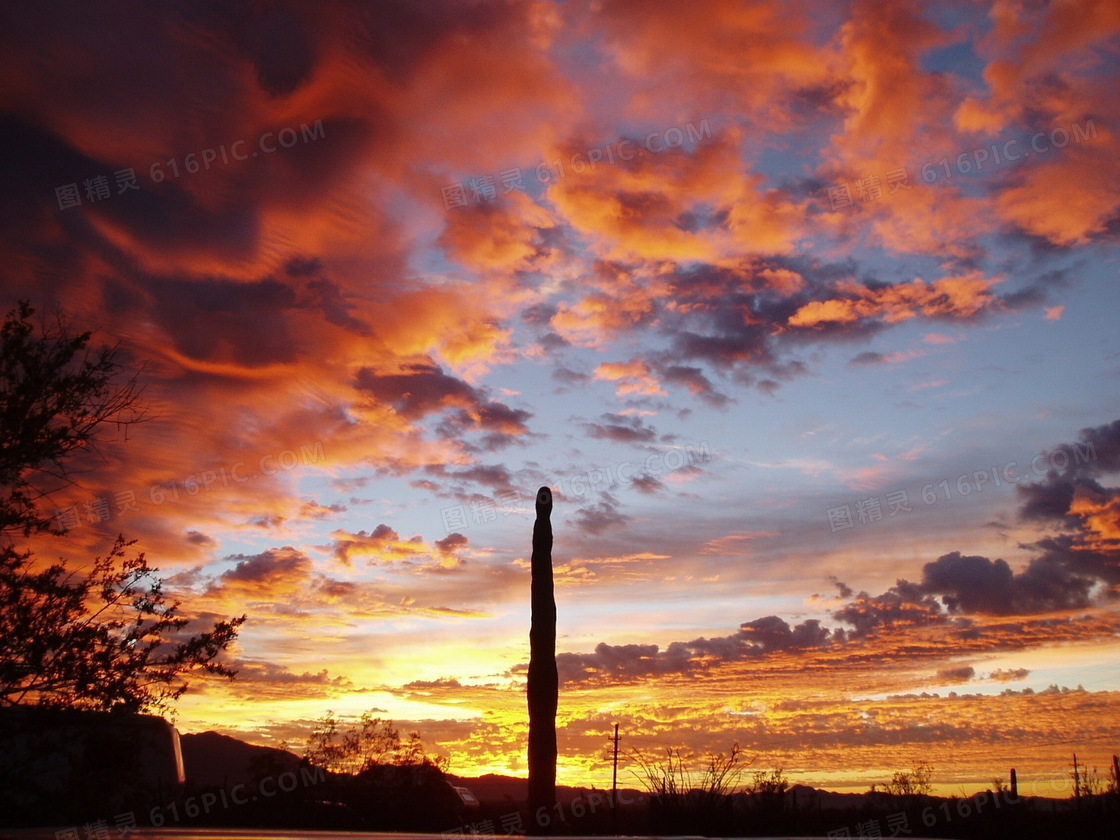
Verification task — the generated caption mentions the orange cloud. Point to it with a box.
[757,267,806,295]
[996,135,1120,245]
[789,272,998,327]
[331,524,469,569]
[593,359,666,397]
[1069,488,1120,544]
[593,0,834,128]
[923,332,959,345]
[549,263,667,347]
[815,2,1012,257]
[370,288,514,380]
[546,127,806,262]
[954,0,1120,136]
[942,1,1120,245]
[438,193,559,274]
[827,1,960,169]
[209,546,313,597]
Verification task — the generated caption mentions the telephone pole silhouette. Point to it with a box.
[611,723,621,833]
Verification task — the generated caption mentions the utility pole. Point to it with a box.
[611,723,621,834]
[611,723,621,805]
[1072,753,1082,811]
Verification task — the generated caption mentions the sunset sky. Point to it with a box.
[3,0,1119,797]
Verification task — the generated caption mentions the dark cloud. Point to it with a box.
[0,115,106,217]
[305,275,374,336]
[540,333,571,352]
[1012,554,1101,611]
[215,546,312,588]
[231,661,349,687]
[990,668,1030,682]
[633,258,914,399]
[3,106,372,287]
[402,677,463,691]
[250,6,318,97]
[318,578,358,599]
[522,303,557,324]
[1000,267,1074,311]
[186,530,218,548]
[438,402,533,448]
[920,552,1018,614]
[629,473,664,495]
[553,615,834,685]
[937,666,976,682]
[1079,418,1120,472]
[850,351,886,366]
[552,366,589,385]
[827,421,1120,632]
[740,615,831,649]
[1017,418,1120,523]
[474,402,532,433]
[652,268,787,371]
[1007,420,1120,594]
[1018,474,1081,522]
[629,255,1051,406]
[999,684,1087,698]
[671,326,774,368]
[426,462,514,491]
[356,362,531,449]
[831,579,944,636]
[140,275,308,366]
[832,545,1106,632]
[829,575,854,599]
[583,412,657,443]
[658,364,730,408]
[371,523,400,541]
[556,642,662,684]
[572,492,628,535]
[435,532,468,554]
[347,0,535,83]
[1027,534,1120,586]
[355,362,480,420]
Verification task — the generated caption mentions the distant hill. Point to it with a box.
[182,733,1077,817]
[156,733,1120,838]
[179,731,301,789]
[445,771,646,807]
[180,734,851,811]
[445,771,527,805]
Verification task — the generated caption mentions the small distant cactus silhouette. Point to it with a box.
[527,486,556,833]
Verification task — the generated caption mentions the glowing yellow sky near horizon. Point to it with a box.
[173,609,1120,796]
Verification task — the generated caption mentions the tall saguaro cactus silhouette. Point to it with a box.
[527,486,556,833]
